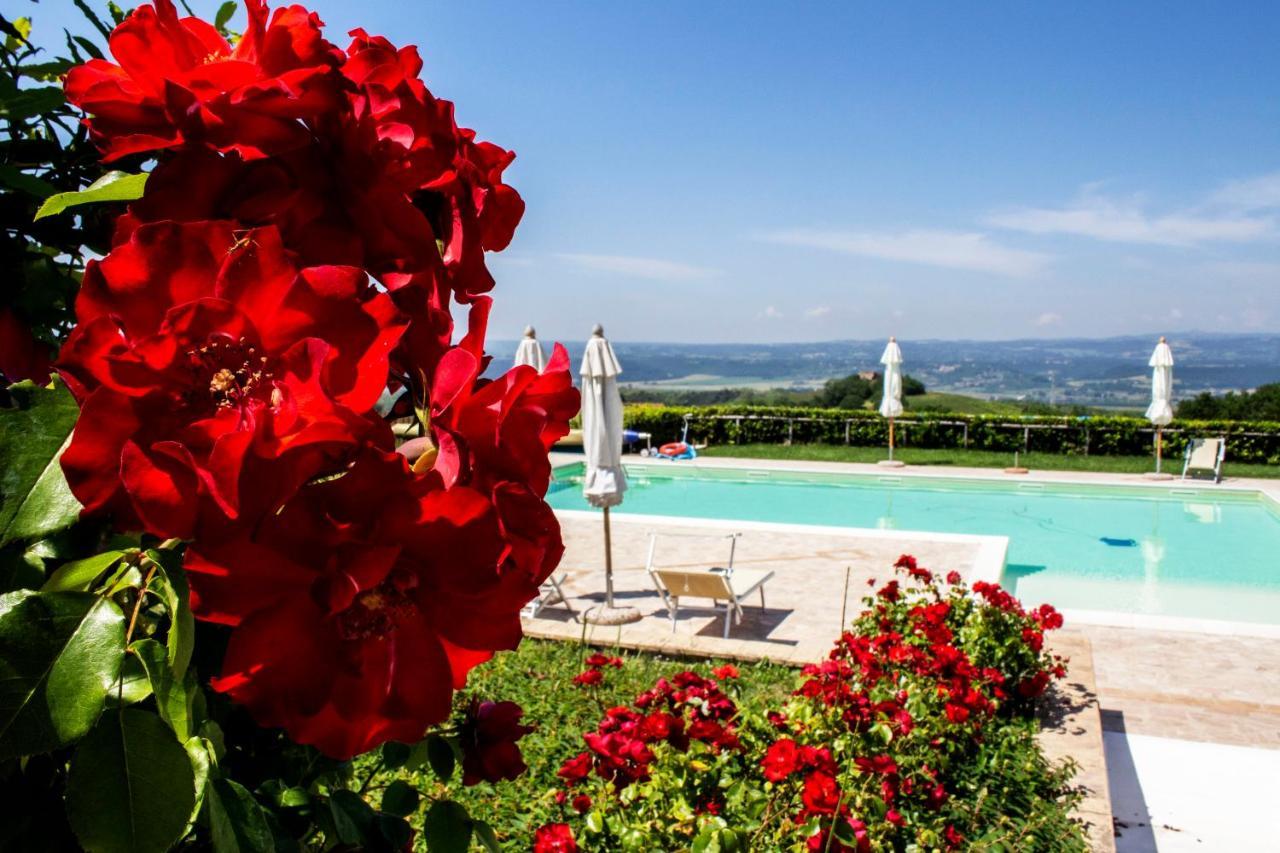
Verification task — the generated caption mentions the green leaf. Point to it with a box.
[208,778,276,853]
[0,589,125,760]
[380,739,410,769]
[425,733,456,783]
[185,736,214,828]
[18,59,74,81]
[66,709,197,853]
[474,822,502,853]
[214,1,238,30]
[34,170,148,221]
[72,0,113,40]
[72,35,104,61]
[328,789,375,846]
[379,780,418,818]
[0,162,57,197]
[423,800,472,853]
[0,542,45,591]
[377,815,412,849]
[0,380,82,549]
[43,550,127,593]
[0,86,64,120]
[107,651,153,708]
[145,548,194,679]
[132,638,194,740]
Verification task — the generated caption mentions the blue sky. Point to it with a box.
[28,1,1280,343]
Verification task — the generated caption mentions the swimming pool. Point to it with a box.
[547,462,1280,627]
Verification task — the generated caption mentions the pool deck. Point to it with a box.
[588,451,1280,504]
[534,452,1280,850]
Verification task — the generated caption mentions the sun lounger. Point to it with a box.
[522,572,578,621]
[1181,437,1225,483]
[644,532,772,637]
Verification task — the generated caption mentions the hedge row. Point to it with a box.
[623,404,1280,464]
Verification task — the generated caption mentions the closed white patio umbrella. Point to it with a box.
[513,325,546,371]
[580,324,639,624]
[1145,336,1174,476]
[878,337,905,465]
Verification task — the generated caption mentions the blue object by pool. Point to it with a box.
[547,463,1280,626]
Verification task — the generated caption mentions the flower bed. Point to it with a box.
[522,558,1084,851]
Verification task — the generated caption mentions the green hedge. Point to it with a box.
[623,404,1280,464]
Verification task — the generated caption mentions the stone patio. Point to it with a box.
[525,510,998,663]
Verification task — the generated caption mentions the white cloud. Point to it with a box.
[1035,312,1062,327]
[987,184,1274,246]
[1209,171,1280,211]
[759,305,784,319]
[762,228,1048,277]
[554,252,719,282]
[805,306,832,318]
[488,253,535,268]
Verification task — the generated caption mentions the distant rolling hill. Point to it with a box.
[486,332,1280,407]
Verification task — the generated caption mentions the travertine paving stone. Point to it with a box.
[530,512,985,663]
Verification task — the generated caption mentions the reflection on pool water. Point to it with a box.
[547,463,1280,626]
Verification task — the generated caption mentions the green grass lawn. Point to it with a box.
[699,442,1280,479]
[380,639,798,845]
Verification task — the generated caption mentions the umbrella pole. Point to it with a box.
[602,505,614,608]
[1155,427,1162,474]
[888,417,895,461]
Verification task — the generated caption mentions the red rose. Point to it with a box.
[58,221,405,537]
[64,0,344,161]
[1017,670,1052,699]
[556,752,592,785]
[712,664,739,680]
[533,824,577,853]
[801,770,842,816]
[570,794,592,815]
[459,699,534,786]
[761,738,800,782]
[186,449,537,758]
[572,669,604,687]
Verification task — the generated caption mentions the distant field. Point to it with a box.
[698,443,1280,479]
[906,392,1022,415]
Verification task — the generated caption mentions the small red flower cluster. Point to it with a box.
[763,557,1067,851]
[571,652,624,687]
[57,1,578,758]
[555,671,741,794]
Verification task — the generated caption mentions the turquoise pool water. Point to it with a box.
[547,463,1280,626]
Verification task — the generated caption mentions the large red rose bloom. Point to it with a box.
[186,450,542,758]
[65,0,343,161]
[57,220,405,537]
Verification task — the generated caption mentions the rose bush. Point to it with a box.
[534,559,1085,852]
[1,2,574,850]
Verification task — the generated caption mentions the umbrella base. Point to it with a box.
[877,459,906,468]
[584,605,642,625]
[1143,472,1175,481]
[1004,467,1030,475]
